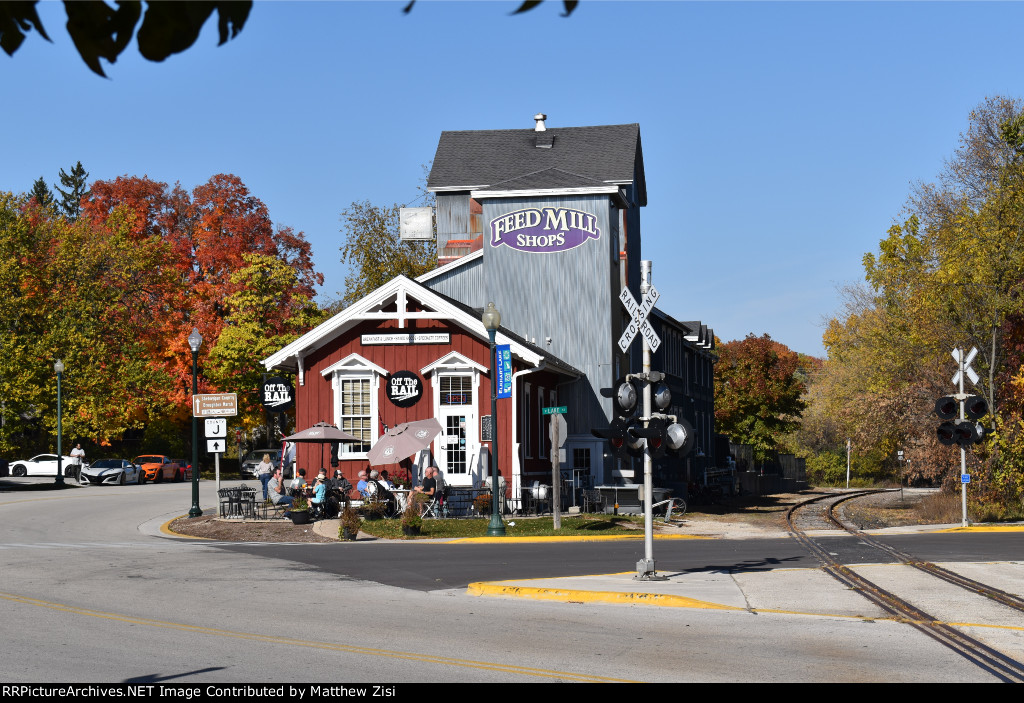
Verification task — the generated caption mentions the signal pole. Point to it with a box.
[639,260,656,580]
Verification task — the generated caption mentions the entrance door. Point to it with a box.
[437,374,476,485]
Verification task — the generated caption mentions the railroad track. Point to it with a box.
[787,491,1024,683]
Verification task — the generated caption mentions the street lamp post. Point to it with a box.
[54,359,65,486]
[188,328,203,518]
[482,302,506,537]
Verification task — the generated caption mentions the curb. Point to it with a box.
[467,580,743,610]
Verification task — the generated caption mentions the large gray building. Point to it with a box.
[420,115,716,489]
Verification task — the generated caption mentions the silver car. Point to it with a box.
[81,458,143,486]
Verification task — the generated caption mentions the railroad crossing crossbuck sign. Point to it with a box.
[618,285,661,353]
[952,347,979,386]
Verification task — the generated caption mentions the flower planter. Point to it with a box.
[342,528,358,541]
[288,510,311,525]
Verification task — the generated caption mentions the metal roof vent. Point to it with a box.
[533,113,553,148]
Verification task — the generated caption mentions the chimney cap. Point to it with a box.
[534,113,547,132]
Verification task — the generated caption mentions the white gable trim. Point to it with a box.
[321,353,388,378]
[262,275,544,372]
[420,351,488,377]
[416,249,483,284]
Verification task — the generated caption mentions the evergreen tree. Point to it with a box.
[55,161,91,220]
[29,177,54,209]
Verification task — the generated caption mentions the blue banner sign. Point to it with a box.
[496,345,512,398]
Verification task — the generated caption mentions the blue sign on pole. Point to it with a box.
[961,473,971,484]
[496,345,512,399]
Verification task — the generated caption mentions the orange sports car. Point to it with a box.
[134,455,186,483]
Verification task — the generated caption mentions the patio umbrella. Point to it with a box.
[283,422,360,473]
[367,418,442,466]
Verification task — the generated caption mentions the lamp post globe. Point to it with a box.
[188,328,203,518]
[54,359,65,485]
[481,302,505,537]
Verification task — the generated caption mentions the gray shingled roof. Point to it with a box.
[427,123,646,205]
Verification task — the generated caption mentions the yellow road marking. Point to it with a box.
[0,590,636,682]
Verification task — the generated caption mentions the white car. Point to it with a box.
[10,454,80,477]
[81,459,142,486]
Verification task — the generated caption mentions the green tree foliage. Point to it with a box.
[714,333,806,463]
[0,172,325,458]
[206,253,328,432]
[2,1,574,77]
[0,1,251,77]
[812,96,1024,503]
[0,191,175,453]
[29,176,53,210]
[54,161,90,221]
[338,200,436,308]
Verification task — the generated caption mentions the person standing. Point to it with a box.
[255,453,274,500]
[70,443,86,483]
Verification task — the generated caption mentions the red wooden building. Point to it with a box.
[262,276,579,500]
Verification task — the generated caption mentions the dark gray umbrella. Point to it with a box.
[284,422,360,472]
[368,418,442,466]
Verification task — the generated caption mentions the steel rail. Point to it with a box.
[787,492,1024,683]
[825,492,1024,614]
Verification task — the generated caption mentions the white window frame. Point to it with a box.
[421,351,487,487]
[322,353,387,460]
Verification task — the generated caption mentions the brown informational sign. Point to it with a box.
[192,393,238,417]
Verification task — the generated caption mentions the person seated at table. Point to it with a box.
[289,468,308,497]
[378,469,395,489]
[356,469,369,498]
[309,475,327,517]
[412,467,437,513]
[267,468,294,508]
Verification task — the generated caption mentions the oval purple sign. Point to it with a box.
[490,207,600,254]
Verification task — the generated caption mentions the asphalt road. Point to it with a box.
[1,478,1020,683]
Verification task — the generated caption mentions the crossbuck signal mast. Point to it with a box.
[594,261,695,580]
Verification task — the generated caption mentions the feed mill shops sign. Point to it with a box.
[386,371,423,408]
[261,376,295,412]
[490,207,600,254]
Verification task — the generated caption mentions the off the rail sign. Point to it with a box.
[618,285,661,353]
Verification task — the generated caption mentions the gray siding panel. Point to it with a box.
[481,195,617,436]
[420,255,485,309]
[435,192,471,252]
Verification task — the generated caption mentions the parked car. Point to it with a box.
[240,448,288,479]
[174,459,195,481]
[81,458,143,486]
[134,455,184,483]
[10,454,81,477]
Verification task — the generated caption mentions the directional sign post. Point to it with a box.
[199,409,233,494]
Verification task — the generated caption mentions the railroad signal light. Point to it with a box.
[935,396,958,420]
[938,419,983,447]
[592,417,637,460]
[601,377,640,419]
[964,396,989,421]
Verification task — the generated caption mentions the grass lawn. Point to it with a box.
[354,513,647,539]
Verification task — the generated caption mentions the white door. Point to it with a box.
[436,374,476,486]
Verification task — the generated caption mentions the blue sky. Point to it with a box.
[4,1,1023,357]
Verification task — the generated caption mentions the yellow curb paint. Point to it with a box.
[0,590,634,683]
[467,581,744,610]
[160,515,214,539]
[934,525,1024,533]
